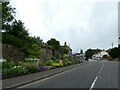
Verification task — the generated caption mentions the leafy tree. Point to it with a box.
[28,44,41,60]
[85,48,102,58]
[59,46,69,59]
[10,20,27,37]
[80,49,83,54]
[47,38,60,50]
[2,1,15,32]
[36,36,43,44]
[85,49,96,58]
[109,47,120,58]
[47,38,60,57]
[2,1,29,38]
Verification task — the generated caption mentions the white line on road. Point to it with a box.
[89,76,98,90]
[89,61,104,90]
[99,62,104,74]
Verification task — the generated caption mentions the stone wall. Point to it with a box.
[2,44,26,62]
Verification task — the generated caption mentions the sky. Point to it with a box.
[10,0,119,53]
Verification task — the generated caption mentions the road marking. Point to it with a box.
[89,76,98,90]
[99,62,104,74]
[89,61,104,90]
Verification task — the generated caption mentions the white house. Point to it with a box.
[92,51,109,60]
[75,53,85,60]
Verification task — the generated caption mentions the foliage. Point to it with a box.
[20,62,38,73]
[2,66,28,77]
[85,49,101,58]
[80,49,83,54]
[59,46,69,59]
[2,1,15,31]
[47,38,60,57]
[2,61,28,77]
[108,47,120,58]
[63,59,69,66]
[47,38,60,50]
[77,60,82,63]
[53,63,62,67]
[2,61,16,69]
[44,60,54,67]
[28,44,41,60]
[9,20,28,38]
[2,33,31,55]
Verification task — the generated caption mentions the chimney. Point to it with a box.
[64,42,67,46]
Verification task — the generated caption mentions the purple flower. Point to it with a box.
[0,73,2,77]
[37,67,48,72]
[0,73,5,77]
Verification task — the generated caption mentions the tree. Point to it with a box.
[80,49,83,54]
[2,1,15,32]
[59,46,69,59]
[85,49,96,58]
[28,44,41,60]
[10,20,27,36]
[109,47,120,59]
[47,38,60,57]
[36,36,43,44]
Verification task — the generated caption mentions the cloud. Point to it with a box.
[10,0,118,52]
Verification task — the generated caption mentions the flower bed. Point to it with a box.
[2,65,28,79]
[2,58,83,79]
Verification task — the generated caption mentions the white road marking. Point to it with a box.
[89,61,104,90]
[99,62,104,74]
[89,76,98,90]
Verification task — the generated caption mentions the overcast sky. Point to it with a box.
[10,0,118,53]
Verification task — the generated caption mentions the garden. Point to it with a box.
[1,56,83,79]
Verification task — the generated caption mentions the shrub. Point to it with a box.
[53,63,61,68]
[2,61,16,69]
[45,60,54,67]
[68,61,73,65]
[20,62,38,73]
[2,66,28,77]
[63,59,69,66]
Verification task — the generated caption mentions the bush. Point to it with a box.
[20,62,38,73]
[63,59,69,66]
[2,61,16,69]
[2,33,31,55]
[53,63,60,67]
[2,66,28,77]
[68,61,73,65]
[45,60,54,67]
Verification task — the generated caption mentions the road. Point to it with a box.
[18,60,119,89]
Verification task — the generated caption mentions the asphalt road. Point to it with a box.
[18,60,119,89]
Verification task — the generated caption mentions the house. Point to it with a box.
[92,51,109,60]
[64,42,72,56]
[75,53,85,60]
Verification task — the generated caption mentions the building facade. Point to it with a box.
[92,51,109,60]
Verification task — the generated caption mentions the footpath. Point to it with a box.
[2,61,88,89]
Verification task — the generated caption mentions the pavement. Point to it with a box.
[2,60,88,89]
[16,60,119,89]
